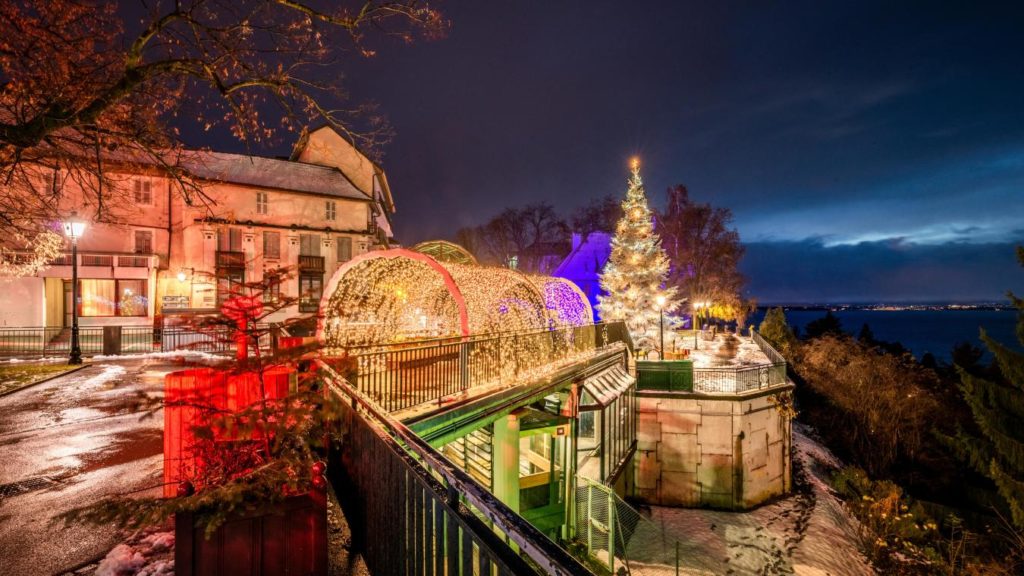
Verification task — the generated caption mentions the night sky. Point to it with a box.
[191,1,1024,304]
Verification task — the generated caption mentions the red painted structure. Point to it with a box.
[163,366,292,497]
[175,490,327,576]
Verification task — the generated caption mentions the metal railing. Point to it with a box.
[321,362,592,576]
[637,330,789,394]
[298,254,324,271]
[751,328,787,365]
[329,322,629,413]
[691,363,787,393]
[0,324,264,358]
[215,250,245,268]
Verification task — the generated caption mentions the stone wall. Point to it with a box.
[634,386,793,509]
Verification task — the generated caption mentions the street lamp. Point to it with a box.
[62,212,86,365]
[655,295,667,360]
[692,301,704,351]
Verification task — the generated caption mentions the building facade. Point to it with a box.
[0,126,396,329]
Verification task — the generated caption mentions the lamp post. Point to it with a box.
[62,213,86,365]
[692,301,703,351]
[655,295,666,360]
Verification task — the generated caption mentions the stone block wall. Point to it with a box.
[634,386,792,509]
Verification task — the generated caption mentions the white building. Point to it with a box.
[0,126,396,329]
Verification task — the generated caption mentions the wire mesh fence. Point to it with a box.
[574,477,680,575]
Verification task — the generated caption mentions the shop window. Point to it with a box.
[79,279,148,317]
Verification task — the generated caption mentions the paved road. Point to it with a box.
[0,360,179,576]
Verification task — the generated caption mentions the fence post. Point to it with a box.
[608,487,615,574]
[459,341,469,392]
[676,540,680,576]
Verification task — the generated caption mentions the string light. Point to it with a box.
[319,248,595,354]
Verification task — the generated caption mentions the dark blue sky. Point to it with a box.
[200,1,1024,303]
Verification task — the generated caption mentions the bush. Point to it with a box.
[794,335,940,478]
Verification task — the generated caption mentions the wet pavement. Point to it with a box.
[0,360,184,576]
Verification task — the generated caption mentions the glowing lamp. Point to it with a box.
[177,270,187,282]
[630,157,640,170]
[656,295,667,309]
[62,213,86,240]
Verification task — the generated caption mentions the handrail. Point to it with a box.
[338,321,626,355]
[319,360,592,575]
[751,329,787,366]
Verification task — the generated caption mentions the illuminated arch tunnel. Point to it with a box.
[318,245,593,349]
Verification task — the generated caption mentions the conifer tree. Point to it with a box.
[949,246,1024,529]
[597,159,678,349]
[759,307,796,354]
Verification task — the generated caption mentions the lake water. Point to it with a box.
[747,308,1020,362]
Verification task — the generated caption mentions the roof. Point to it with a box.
[180,151,372,201]
[410,240,478,265]
[553,231,612,280]
[580,364,634,409]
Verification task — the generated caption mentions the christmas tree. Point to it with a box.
[597,158,678,349]
[947,246,1024,529]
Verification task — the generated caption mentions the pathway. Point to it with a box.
[0,360,176,576]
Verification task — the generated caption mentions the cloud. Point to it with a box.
[742,237,1024,304]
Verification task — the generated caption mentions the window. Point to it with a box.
[256,191,269,215]
[299,234,320,256]
[336,237,352,263]
[80,280,115,316]
[79,279,147,317]
[263,280,281,305]
[263,231,280,259]
[217,269,245,305]
[325,200,336,221]
[298,273,323,313]
[118,280,147,316]
[133,179,153,205]
[218,228,242,252]
[134,230,153,254]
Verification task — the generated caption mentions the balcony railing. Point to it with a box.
[216,250,245,268]
[81,254,113,266]
[298,254,324,272]
[118,255,150,268]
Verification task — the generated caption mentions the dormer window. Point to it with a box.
[134,179,153,205]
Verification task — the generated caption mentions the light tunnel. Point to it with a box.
[317,246,593,349]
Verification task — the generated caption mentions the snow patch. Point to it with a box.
[92,350,228,365]
[95,544,146,576]
[0,356,67,364]
[92,531,174,576]
[81,364,128,388]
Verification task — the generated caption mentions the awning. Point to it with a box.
[580,365,634,410]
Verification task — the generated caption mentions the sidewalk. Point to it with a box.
[0,359,177,576]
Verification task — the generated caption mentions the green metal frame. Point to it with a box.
[635,359,694,392]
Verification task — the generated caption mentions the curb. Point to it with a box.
[0,363,91,399]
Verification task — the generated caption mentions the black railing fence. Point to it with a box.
[0,324,269,358]
[321,362,592,576]
[329,322,630,413]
